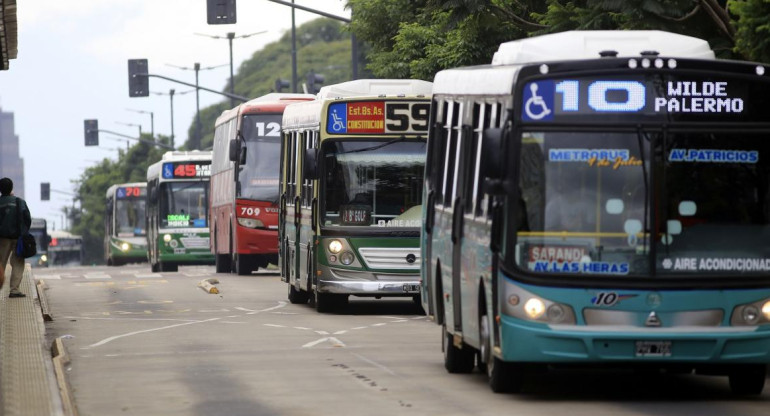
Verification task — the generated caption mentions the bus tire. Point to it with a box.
[214,232,232,273]
[314,289,335,313]
[234,255,253,275]
[160,262,178,272]
[443,325,474,374]
[151,262,159,273]
[288,282,308,304]
[728,365,766,395]
[480,315,521,393]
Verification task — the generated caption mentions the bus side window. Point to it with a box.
[433,100,449,207]
[442,101,461,207]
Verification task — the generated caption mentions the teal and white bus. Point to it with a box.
[422,31,770,394]
[146,151,215,272]
[104,183,147,266]
[280,79,432,312]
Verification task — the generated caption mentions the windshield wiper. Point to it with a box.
[336,135,421,155]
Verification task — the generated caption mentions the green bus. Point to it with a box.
[279,79,433,312]
[104,183,148,266]
[146,151,215,272]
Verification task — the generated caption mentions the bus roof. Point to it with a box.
[491,30,714,66]
[105,182,146,198]
[215,93,315,125]
[283,79,434,130]
[316,79,433,100]
[30,218,46,228]
[433,30,715,96]
[50,230,81,239]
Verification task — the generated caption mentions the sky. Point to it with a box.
[0,0,350,231]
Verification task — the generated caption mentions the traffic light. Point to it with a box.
[274,78,290,92]
[84,119,99,146]
[306,71,325,94]
[207,0,237,24]
[128,59,149,97]
[41,183,50,201]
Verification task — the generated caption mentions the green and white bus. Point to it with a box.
[422,30,770,394]
[146,151,215,272]
[280,79,432,312]
[104,183,147,266]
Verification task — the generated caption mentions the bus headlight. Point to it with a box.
[339,251,355,265]
[731,298,770,326]
[40,254,48,263]
[237,218,264,228]
[163,234,172,243]
[502,280,576,324]
[120,242,131,252]
[328,240,343,254]
[524,298,546,319]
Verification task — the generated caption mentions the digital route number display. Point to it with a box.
[162,162,211,179]
[116,186,146,199]
[519,73,768,123]
[326,100,430,135]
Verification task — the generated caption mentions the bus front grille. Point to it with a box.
[180,237,210,249]
[358,247,420,270]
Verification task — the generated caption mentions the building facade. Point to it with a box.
[0,107,24,198]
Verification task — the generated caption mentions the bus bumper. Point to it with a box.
[499,315,770,364]
[236,227,278,254]
[317,265,420,296]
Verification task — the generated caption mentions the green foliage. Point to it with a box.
[70,136,169,264]
[185,18,368,151]
[730,0,770,62]
[349,0,769,80]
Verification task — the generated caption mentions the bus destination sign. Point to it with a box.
[116,186,146,199]
[519,73,765,123]
[327,100,430,135]
[162,162,211,179]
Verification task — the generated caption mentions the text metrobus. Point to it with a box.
[104,182,148,266]
[210,93,314,275]
[146,151,214,272]
[280,79,432,312]
[422,30,770,394]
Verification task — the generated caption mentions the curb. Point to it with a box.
[36,279,53,322]
[51,338,78,416]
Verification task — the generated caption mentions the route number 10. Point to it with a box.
[555,80,646,113]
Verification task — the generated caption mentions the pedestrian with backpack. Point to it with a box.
[0,177,32,298]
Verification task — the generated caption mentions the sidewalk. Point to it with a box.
[0,264,65,416]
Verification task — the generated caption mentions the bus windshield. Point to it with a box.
[116,198,146,237]
[29,227,48,251]
[237,114,282,202]
[322,139,425,227]
[516,130,770,277]
[159,182,208,229]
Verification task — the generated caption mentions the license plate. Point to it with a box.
[174,248,186,254]
[635,341,671,357]
[402,284,420,292]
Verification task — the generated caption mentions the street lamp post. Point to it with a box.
[126,108,155,139]
[194,31,267,107]
[166,62,228,149]
[116,121,142,138]
[151,89,193,150]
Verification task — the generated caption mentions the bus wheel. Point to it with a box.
[315,289,336,313]
[443,325,474,373]
[234,255,253,275]
[151,262,160,273]
[215,254,231,273]
[160,262,178,272]
[288,282,309,304]
[480,315,521,393]
[728,365,766,395]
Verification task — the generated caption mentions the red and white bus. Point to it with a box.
[210,93,314,274]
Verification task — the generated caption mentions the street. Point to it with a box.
[35,264,769,416]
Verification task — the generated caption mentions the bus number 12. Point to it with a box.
[255,122,281,137]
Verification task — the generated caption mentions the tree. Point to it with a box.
[347,0,770,81]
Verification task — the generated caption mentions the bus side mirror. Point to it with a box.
[228,139,239,162]
[481,128,506,195]
[303,148,318,180]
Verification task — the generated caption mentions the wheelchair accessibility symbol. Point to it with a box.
[522,81,554,121]
[327,103,347,133]
[163,163,174,179]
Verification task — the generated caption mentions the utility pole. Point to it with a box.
[126,108,155,139]
[166,62,227,149]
